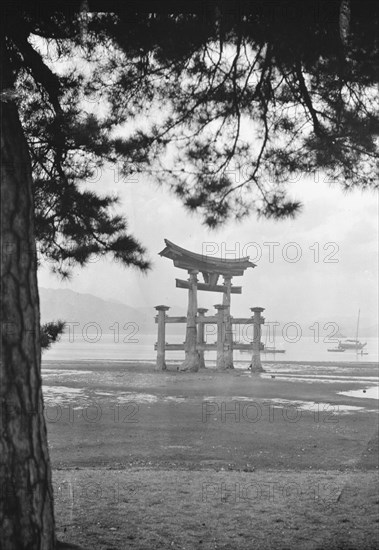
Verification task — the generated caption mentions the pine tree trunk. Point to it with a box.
[0,43,56,549]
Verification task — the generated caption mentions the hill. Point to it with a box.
[39,288,155,334]
[39,288,378,338]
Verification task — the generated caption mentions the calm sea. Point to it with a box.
[42,332,379,364]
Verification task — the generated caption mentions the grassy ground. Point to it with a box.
[43,361,379,549]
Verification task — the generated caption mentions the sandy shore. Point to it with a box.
[42,359,378,549]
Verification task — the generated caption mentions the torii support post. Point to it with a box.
[181,270,200,371]
[215,304,227,370]
[250,307,265,372]
[155,305,170,370]
[197,308,208,369]
[222,275,234,369]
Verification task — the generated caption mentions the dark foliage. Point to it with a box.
[3,1,378,269]
[40,320,66,350]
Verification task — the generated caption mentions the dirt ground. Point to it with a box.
[42,360,379,549]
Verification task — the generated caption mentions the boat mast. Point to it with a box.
[356,309,360,342]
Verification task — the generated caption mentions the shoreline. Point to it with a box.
[42,358,379,367]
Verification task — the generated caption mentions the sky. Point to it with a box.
[37,164,379,332]
[32,33,379,334]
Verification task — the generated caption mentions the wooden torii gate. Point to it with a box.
[155,239,265,372]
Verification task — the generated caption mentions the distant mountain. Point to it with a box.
[39,288,155,334]
[39,288,378,339]
[304,316,378,338]
[260,317,378,338]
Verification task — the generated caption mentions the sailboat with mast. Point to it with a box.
[338,309,367,351]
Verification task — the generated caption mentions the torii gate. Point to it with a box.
[155,239,265,372]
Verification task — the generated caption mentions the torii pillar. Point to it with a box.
[215,304,227,369]
[180,269,200,371]
[197,308,208,369]
[155,305,170,371]
[249,307,265,372]
[222,275,234,369]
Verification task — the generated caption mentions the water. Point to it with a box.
[339,386,379,400]
[42,332,379,364]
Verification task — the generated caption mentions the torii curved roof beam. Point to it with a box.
[159,239,256,278]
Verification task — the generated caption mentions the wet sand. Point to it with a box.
[43,359,379,549]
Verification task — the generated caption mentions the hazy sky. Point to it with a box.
[38,167,378,329]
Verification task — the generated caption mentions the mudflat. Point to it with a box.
[43,360,379,549]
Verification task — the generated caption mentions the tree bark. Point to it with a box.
[0,42,56,549]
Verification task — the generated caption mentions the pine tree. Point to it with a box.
[1,2,378,548]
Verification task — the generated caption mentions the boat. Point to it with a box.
[262,346,286,354]
[338,339,367,350]
[261,322,286,354]
[238,342,264,353]
[336,309,367,351]
[238,321,286,354]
